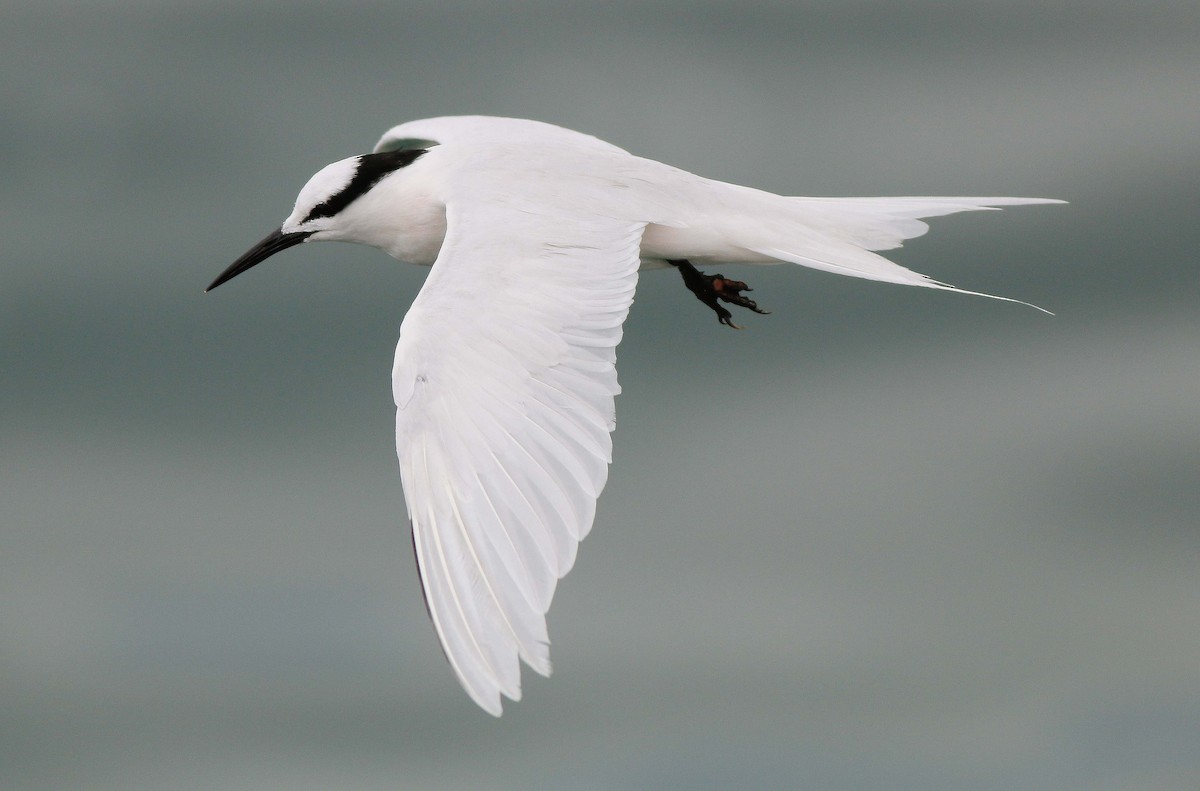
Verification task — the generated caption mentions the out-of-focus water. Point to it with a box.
[3,3,1198,789]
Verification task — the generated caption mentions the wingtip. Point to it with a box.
[465,685,506,717]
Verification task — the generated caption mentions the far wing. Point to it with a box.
[392,193,644,715]
[373,115,629,156]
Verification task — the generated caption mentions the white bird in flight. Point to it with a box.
[207,115,1061,715]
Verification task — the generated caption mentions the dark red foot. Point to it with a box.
[668,259,770,329]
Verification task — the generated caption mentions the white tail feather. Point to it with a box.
[747,196,1063,313]
[785,196,1065,251]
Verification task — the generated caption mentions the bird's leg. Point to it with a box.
[667,259,770,329]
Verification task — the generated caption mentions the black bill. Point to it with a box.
[206,228,313,292]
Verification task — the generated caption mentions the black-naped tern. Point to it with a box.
[207,115,1063,715]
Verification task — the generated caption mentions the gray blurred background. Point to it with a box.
[3,1,1198,789]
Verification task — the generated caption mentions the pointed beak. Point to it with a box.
[206,228,313,292]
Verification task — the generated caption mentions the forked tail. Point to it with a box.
[747,196,1064,313]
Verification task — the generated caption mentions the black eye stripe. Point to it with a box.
[302,148,427,223]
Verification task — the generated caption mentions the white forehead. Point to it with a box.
[286,156,360,226]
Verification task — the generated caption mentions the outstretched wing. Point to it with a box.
[392,181,644,715]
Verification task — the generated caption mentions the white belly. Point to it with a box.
[638,222,775,269]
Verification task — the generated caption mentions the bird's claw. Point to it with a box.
[669,260,770,329]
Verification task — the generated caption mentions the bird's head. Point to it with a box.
[206,148,428,292]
